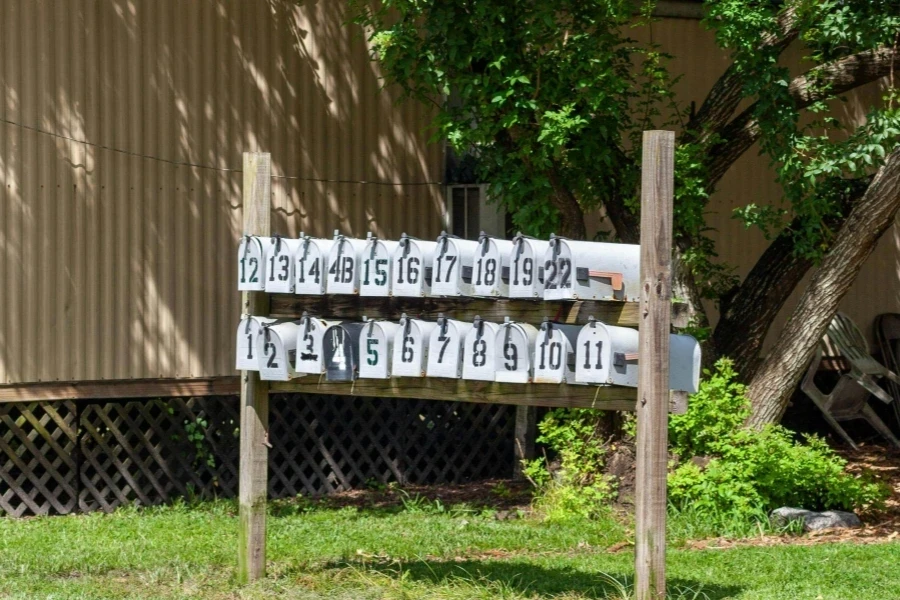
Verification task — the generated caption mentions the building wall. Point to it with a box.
[0,0,444,385]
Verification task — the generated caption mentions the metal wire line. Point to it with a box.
[0,116,443,186]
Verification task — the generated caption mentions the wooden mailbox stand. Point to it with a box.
[238,131,676,598]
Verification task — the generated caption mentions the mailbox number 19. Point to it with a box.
[512,257,533,286]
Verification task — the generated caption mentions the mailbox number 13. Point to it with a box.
[268,254,289,282]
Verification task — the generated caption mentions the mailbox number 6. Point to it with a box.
[401,336,415,363]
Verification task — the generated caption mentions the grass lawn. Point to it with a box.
[1,498,898,599]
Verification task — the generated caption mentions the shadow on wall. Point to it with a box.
[0,0,444,385]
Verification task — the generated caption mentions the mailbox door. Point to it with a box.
[494,323,538,383]
[392,239,436,297]
[461,321,500,381]
[360,239,398,297]
[533,324,580,384]
[472,238,513,297]
[257,322,300,381]
[295,238,333,295]
[669,334,701,393]
[570,240,641,301]
[358,321,401,379]
[392,320,438,377]
[430,237,477,297]
[542,239,577,300]
[509,238,549,298]
[327,237,367,295]
[264,238,301,293]
[323,322,365,381]
[426,320,473,378]
[575,322,636,385]
[235,316,276,371]
[237,236,266,291]
[294,317,338,374]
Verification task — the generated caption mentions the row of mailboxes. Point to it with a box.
[238,231,641,301]
[236,315,700,391]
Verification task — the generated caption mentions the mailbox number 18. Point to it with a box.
[475,258,497,286]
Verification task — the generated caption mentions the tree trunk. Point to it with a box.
[746,148,900,427]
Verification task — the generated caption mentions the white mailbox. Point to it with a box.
[508,233,550,299]
[429,232,479,297]
[326,232,368,295]
[494,318,539,383]
[472,232,514,297]
[532,320,582,384]
[461,317,501,381]
[357,319,401,379]
[574,319,701,392]
[322,321,367,381]
[391,234,437,297]
[542,235,641,301]
[426,314,473,379]
[294,313,340,375]
[360,233,398,297]
[237,235,267,291]
[263,235,302,294]
[235,315,277,371]
[392,314,438,378]
[294,235,335,295]
[256,321,300,381]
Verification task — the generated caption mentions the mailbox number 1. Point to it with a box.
[240,256,259,283]
[582,340,603,369]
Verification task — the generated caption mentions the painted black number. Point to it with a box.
[401,336,415,363]
[264,342,278,368]
[240,256,259,284]
[503,342,518,371]
[472,339,487,367]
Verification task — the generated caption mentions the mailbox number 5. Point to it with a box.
[366,339,379,366]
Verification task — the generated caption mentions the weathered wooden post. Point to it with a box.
[513,405,537,479]
[634,131,674,599]
[238,152,272,584]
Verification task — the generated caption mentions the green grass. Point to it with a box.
[0,499,897,599]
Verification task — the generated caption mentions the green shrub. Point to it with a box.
[668,359,888,519]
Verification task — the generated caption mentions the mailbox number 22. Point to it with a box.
[544,258,571,290]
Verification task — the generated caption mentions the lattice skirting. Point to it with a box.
[0,395,515,517]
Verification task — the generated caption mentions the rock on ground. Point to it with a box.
[770,507,862,531]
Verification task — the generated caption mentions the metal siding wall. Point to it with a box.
[0,0,444,385]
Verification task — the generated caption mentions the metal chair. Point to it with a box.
[874,313,900,427]
[800,313,900,449]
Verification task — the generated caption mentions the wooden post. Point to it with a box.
[634,131,674,600]
[238,152,271,584]
[512,405,537,479]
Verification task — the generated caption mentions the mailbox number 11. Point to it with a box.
[582,340,603,369]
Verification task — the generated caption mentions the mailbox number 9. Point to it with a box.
[240,256,259,284]
[397,257,420,284]
[269,254,290,282]
[513,257,533,286]
[503,343,518,371]
[475,258,497,286]
[401,336,415,363]
[472,339,487,367]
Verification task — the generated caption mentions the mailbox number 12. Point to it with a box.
[240,256,259,283]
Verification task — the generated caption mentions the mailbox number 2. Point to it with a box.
[264,342,278,368]
[240,256,259,283]
[544,258,571,290]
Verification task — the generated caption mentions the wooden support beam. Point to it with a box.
[634,131,675,600]
[0,377,240,403]
[513,405,537,479]
[269,294,691,329]
[238,153,271,585]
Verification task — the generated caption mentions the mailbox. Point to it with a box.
[508,233,550,299]
[294,313,340,375]
[235,315,276,371]
[472,232,514,297]
[256,321,300,381]
[429,231,479,297]
[326,231,368,295]
[542,235,640,301]
[391,234,437,297]
[532,320,582,384]
[494,318,539,383]
[263,235,302,294]
[461,317,501,381]
[360,233,399,297]
[294,235,335,295]
[237,235,267,291]
[425,314,473,378]
[357,319,401,379]
[391,314,438,377]
[322,321,366,382]
[574,319,701,392]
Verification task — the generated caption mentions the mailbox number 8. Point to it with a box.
[472,339,487,367]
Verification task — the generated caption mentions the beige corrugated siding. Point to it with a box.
[0,0,444,385]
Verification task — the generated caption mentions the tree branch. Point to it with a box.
[706,47,900,189]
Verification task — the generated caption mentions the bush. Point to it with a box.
[668,359,888,519]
